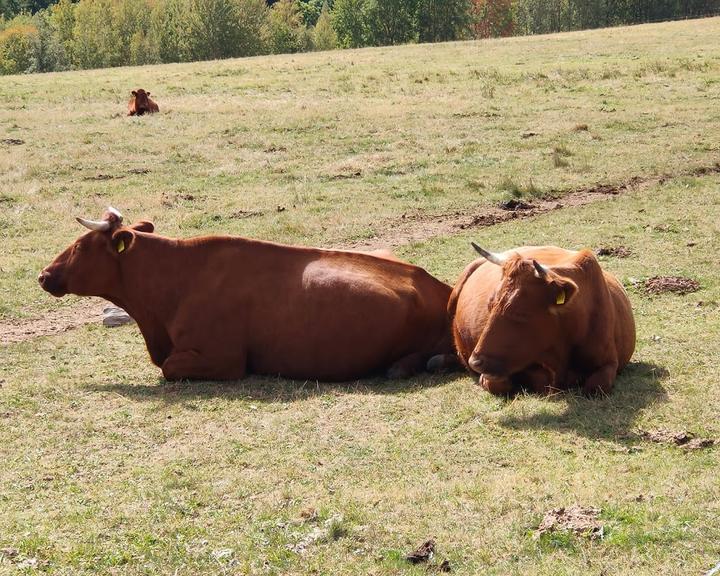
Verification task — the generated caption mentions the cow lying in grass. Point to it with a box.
[39,208,455,382]
[128,89,159,116]
[449,243,635,396]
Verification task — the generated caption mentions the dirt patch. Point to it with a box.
[499,198,534,211]
[127,168,150,175]
[535,505,603,540]
[0,299,106,345]
[405,539,435,564]
[1,138,25,145]
[596,245,632,258]
[230,209,264,219]
[644,276,700,295]
[83,174,125,181]
[352,161,720,250]
[638,429,715,450]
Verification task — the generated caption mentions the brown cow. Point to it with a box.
[127,89,159,116]
[38,208,455,382]
[449,243,635,396]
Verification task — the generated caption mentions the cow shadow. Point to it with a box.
[497,361,669,441]
[87,370,469,404]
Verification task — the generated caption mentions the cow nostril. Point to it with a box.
[468,353,484,371]
[38,271,48,285]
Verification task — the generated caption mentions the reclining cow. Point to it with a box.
[39,208,454,382]
[449,243,635,396]
[128,89,159,116]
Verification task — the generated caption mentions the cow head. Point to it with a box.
[131,89,152,115]
[467,243,578,378]
[38,207,154,298]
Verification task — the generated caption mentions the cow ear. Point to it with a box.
[131,220,154,233]
[111,229,136,255]
[131,90,137,97]
[551,278,578,308]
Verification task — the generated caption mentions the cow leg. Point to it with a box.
[516,365,557,395]
[581,363,618,396]
[479,374,514,396]
[426,353,462,374]
[161,349,246,381]
[386,352,426,379]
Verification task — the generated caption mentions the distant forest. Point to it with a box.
[1,0,719,74]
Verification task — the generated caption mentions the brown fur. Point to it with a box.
[127,89,159,116]
[39,211,454,382]
[449,246,635,395]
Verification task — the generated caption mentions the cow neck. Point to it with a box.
[111,233,181,326]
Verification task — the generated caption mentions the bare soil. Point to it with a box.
[644,276,700,295]
[0,299,106,345]
[535,505,604,540]
[638,429,715,450]
[596,245,632,258]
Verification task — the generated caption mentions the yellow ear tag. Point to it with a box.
[556,290,566,305]
[117,239,125,253]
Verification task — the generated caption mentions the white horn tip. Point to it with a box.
[107,206,124,221]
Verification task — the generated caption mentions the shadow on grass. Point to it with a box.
[85,370,468,404]
[497,361,669,440]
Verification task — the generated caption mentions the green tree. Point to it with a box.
[72,0,122,68]
[187,0,240,59]
[48,0,74,60]
[332,0,369,47]
[365,0,417,45]
[114,0,155,64]
[151,0,189,62]
[312,0,336,49]
[0,21,37,73]
[417,0,471,42]
[234,0,269,56]
[297,0,323,25]
[263,0,309,54]
[31,8,68,71]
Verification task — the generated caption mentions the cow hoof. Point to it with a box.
[386,364,411,379]
[426,353,460,373]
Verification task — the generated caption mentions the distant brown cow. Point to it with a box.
[127,89,159,116]
[38,208,455,382]
[449,243,635,396]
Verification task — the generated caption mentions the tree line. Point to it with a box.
[1,0,718,75]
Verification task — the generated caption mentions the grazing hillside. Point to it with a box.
[1,17,720,575]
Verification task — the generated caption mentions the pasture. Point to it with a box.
[2,16,720,575]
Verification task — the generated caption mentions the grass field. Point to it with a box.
[1,16,720,575]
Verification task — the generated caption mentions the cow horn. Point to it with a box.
[76,217,110,231]
[533,260,549,278]
[107,206,124,222]
[471,242,505,265]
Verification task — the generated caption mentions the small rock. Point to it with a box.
[102,307,135,327]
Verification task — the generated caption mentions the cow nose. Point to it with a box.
[38,270,50,287]
[468,353,485,372]
[469,353,504,376]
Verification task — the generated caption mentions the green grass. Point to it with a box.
[1,17,720,576]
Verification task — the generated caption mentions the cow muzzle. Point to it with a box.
[38,269,67,297]
[468,353,507,377]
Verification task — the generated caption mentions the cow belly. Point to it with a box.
[246,267,431,380]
